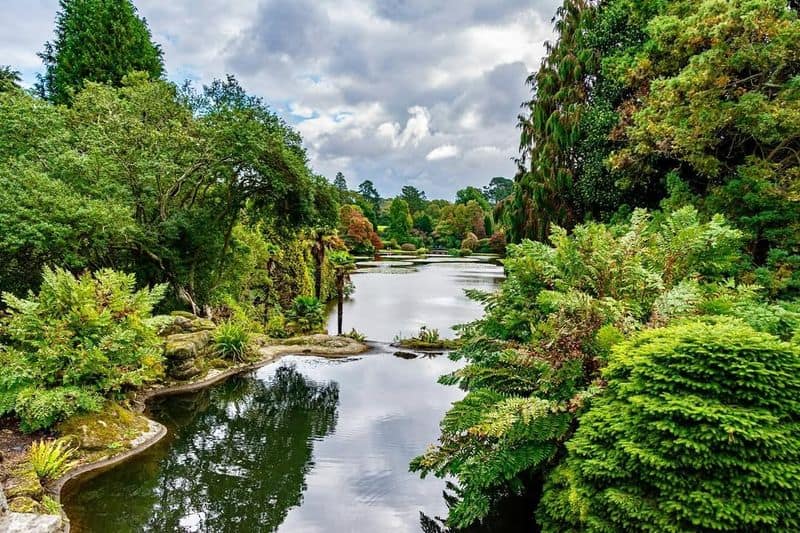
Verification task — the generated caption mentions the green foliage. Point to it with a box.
[455,186,490,212]
[400,243,417,252]
[0,65,22,92]
[37,0,164,104]
[343,329,366,342]
[285,296,325,334]
[0,267,165,431]
[413,208,744,527]
[213,321,250,362]
[388,198,414,242]
[539,318,800,532]
[28,438,78,481]
[511,0,799,297]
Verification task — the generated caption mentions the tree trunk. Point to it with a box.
[337,292,344,335]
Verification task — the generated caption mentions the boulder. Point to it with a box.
[170,310,195,319]
[188,318,216,332]
[164,331,211,361]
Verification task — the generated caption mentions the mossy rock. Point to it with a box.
[5,461,43,500]
[170,360,203,380]
[57,403,148,451]
[170,310,196,319]
[164,331,212,360]
[189,318,216,331]
[8,496,46,514]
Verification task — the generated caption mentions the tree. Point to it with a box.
[0,66,21,92]
[483,177,513,204]
[339,205,382,255]
[539,318,800,532]
[388,198,413,242]
[333,172,348,192]
[37,0,164,104]
[358,179,381,213]
[455,186,490,212]
[400,185,427,214]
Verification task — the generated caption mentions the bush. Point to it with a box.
[0,268,166,432]
[286,295,325,334]
[266,307,289,338]
[400,243,417,252]
[539,318,800,532]
[416,247,429,256]
[29,439,78,481]
[213,321,250,362]
[461,232,479,251]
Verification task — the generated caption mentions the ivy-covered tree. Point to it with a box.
[37,0,164,104]
[539,318,800,532]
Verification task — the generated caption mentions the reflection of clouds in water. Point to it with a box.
[276,352,464,533]
[329,260,504,340]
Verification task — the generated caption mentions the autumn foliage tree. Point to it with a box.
[339,204,382,255]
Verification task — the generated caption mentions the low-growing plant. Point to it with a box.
[0,267,166,432]
[266,307,289,338]
[214,321,250,362]
[29,438,78,481]
[343,329,366,342]
[417,326,440,343]
[286,295,325,334]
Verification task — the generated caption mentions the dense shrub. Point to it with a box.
[0,268,166,431]
[286,295,325,334]
[400,243,417,252]
[539,318,800,532]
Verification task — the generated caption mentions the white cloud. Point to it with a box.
[3,0,562,198]
[425,144,459,161]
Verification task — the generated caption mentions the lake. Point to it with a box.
[62,256,505,532]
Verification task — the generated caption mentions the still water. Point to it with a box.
[62,257,505,532]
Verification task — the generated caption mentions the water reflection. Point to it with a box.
[64,366,339,532]
[328,258,504,341]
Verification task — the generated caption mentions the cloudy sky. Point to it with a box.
[3,0,560,199]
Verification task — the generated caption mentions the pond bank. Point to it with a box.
[0,334,369,533]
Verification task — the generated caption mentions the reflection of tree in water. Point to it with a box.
[67,365,338,533]
[147,365,339,532]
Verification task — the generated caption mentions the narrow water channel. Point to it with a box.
[62,256,505,532]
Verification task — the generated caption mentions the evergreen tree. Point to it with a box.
[358,179,381,213]
[333,172,348,192]
[540,318,800,532]
[388,198,413,242]
[37,0,164,104]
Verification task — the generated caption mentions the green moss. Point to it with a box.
[41,494,63,515]
[170,310,196,319]
[8,496,46,514]
[5,461,43,499]
[57,402,149,452]
[395,338,461,350]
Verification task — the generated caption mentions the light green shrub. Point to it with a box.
[539,318,800,532]
[0,268,166,432]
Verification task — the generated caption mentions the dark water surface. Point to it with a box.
[63,257,505,532]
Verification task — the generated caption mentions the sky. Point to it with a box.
[2,0,561,199]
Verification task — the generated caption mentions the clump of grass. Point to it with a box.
[343,328,366,342]
[214,321,250,362]
[29,439,78,481]
[417,326,440,343]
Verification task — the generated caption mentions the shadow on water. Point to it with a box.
[63,366,339,532]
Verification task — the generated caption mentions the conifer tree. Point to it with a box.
[37,0,164,104]
[539,318,800,532]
